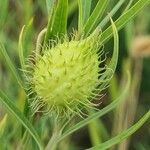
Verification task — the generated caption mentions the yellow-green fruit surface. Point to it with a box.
[32,40,99,108]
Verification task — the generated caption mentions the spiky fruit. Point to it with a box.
[28,33,105,117]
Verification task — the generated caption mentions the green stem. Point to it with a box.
[45,120,62,150]
[45,132,59,150]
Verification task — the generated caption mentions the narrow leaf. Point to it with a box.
[45,0,68,43]
[100,0,150,43]
[0,0,8,29]
[57,71,130,143]
[68,0,78,16]
[124,0,134,12]
[98,17,119,91]
[78,0,92,32]
[44,2,56,44]
[84,0,109,35]
[46,0,55,15]
[88,110,150,150]
[0,114,7,137]
[18,25,26,68]
[18,18,33,69]
[0,43,23,88]
[0,90,43,150]
[99,0,125,28]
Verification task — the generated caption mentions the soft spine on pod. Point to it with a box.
[26,31,107,117]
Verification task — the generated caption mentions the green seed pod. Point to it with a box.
[26,31,107,117]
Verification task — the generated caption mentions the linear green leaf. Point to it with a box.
[0,114,7,137]
[0,43,23,88]
[46,0,55,15]
[0,0,8,30]
[68,0,78,17]
[44,1,56,45]
[18,25,25,69]
[124,0,134,12]
[45,0,68,43]
[98,18,119,91]
[100,0,150,43]
[84,0,109,35]
[78,0,92,32]
[56,71,130,143]
[87,110,150,150]
[18,18,33,69]
[99,0,125,28]
[0,90,43,150]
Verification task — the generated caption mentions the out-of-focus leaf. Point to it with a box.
[46,0,55,16]
[87,110,150,150]
[0,114,7,137]
[0,43,23,88]
[68,0,78,17]
[0,90,43,150]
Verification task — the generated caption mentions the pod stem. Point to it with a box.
[45,120,62,150]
